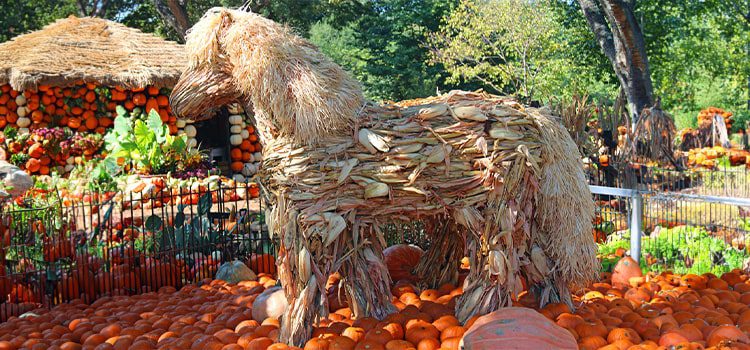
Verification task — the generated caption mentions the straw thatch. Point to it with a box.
[170,8,597,347]
[0,16,185,91]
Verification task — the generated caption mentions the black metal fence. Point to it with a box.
[590,164,750,275]
[0,180,275,321]
[588,163,750,197]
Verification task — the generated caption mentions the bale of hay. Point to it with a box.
[170,8,597,346]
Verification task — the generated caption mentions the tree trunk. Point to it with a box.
[578,0,654,127]
[151,0,191,42]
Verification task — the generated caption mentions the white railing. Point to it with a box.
[589,185,750,264]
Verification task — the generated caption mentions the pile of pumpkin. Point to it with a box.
[546,256,750,350]
[227,104,263,182]
[685,146,750,168]
[0,83,179,176]
[0,83,177,136]
[698,107,733,132]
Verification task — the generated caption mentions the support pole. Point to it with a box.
[630,193,643,263]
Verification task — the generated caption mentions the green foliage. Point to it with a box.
[599,225,749,275]
[429,0,560,100]
[104,106,188,174]
[310,0,456,101]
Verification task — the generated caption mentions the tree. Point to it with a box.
[310,0,455,101]
[151,0,191,41]
[427,0,572,102]
[577,0,654,125]
[76,0,112,16]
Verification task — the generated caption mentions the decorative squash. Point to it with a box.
[383,245,423,283]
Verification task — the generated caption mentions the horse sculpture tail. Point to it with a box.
[531,110,598,307]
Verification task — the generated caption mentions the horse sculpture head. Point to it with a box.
[171,8,366,145]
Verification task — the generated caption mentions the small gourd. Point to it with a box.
[16,117,31,128]
[17,107,28,118]
[228,114,244,125]
[15,95,26,106]
[230,134,243,146]
[187,138,198,148]
[241,130,250,139]
[176,119,187,128]
[230,125,242,134]
[241,163,257,177]
[184,125,197,138]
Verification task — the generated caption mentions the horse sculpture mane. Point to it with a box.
[171,8,598,347]
[182,8,365,145]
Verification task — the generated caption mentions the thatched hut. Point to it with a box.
[0,16,183,91]
[0,16,260,177]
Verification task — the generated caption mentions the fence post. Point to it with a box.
[630,192,643,262]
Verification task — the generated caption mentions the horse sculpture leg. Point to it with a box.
[454,230,514,324]
[341,245,396,320]
[277,242,329,346]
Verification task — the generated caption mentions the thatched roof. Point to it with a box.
[0,16,185,91]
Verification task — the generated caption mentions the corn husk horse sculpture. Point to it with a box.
[170,8,598,346]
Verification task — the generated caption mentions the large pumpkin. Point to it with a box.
[611,257,642,289]
[383,245,423,283]
[460,307,578,350]
[247,254,277,275]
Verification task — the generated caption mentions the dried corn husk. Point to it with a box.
[358,128,390,153]
[453,106,487,121]
[257,90,596,334]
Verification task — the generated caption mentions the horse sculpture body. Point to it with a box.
[170,8,598,346]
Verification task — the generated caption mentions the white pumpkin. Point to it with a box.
[16,117,31,128]
[18,128,29,135]
[241,130,250,139]
[232,174,246,182]
[184,125,197,138]
[230,134,243,146]
[176,119,187,128]
[0,161,33,198]
[252,287,288,322]
[187,138,198,148]
[228,115,244,125]
[16,107,28,118]
[14,95,26,106]
[253,152,263,161]
[230,125,242,134]
[241,163,257,177]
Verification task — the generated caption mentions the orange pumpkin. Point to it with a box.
[383,245,424,283]
[132,93,147,106]
[230,161,244,172]
[404,321,439,345]
[385,340,415,350]
[707,325,750,346]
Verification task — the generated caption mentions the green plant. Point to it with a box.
[104,106,188,174]
[598,225,749,275]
